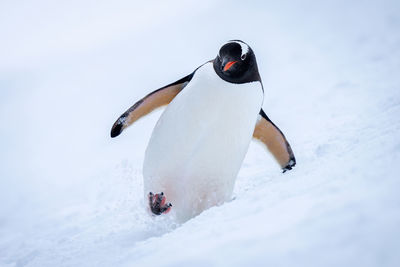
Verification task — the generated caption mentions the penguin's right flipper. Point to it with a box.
[253,109,296,172]
[111,72,194,138]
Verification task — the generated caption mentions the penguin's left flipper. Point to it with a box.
[253,109,296,173]
[111,72,194,138]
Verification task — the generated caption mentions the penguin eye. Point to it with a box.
[241,54,247,60]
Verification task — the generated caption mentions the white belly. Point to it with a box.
[143,62,263,222]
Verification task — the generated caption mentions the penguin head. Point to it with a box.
[213,40,261,84]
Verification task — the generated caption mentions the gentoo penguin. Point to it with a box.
[111,40,295,223]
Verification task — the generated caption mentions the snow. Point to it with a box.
[1,0,400,266]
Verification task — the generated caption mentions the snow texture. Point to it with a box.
[1,0,400,266]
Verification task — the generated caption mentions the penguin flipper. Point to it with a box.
[111,73,194,138]
[253,109,296,172]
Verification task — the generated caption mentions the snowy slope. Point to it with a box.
[1,0,400,266]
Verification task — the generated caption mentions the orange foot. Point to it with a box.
[148,192,172,215]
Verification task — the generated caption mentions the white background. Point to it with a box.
[1,0,399,266]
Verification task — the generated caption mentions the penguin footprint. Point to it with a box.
[148,192,172,215]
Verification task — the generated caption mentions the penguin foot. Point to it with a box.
[148,192,172,215]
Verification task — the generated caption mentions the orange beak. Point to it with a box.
[223,60,238,71]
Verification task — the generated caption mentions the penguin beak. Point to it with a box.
[223,60,238,72]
